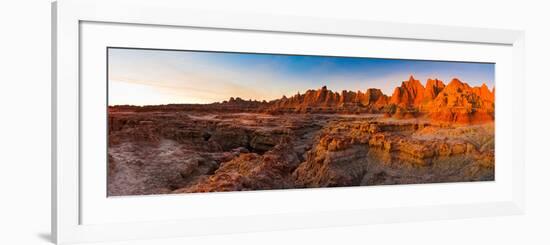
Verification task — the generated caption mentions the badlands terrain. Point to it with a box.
[108,76,495,196]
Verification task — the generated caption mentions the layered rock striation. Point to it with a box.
[267,86,389,114]
[293,120,495,188]
[107,76,495,196]
[108,110,495,196]
[264,76,495,124]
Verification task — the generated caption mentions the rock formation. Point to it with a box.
[266,85,390,114]
[259,76,494,123]
[424,78,446,102]
[389,75,426,107]
[109,76,495,124]
[173,138,300,193]
[293,120,494,188]
[425,79,494,123]
[107,75,496,196]
[108,103,495,196]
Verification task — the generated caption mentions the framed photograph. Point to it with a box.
[52,0,525,244]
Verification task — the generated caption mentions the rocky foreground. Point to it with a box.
[108,111,494,196]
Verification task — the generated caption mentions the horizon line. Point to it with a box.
[108,75,494,106]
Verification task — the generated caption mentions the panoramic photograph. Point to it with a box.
[107,47,495,196]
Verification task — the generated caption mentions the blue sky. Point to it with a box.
[108,48,495,105]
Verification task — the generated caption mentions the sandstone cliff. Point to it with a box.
[263,76,494,123]
[424,78,494,123]
[389,75,426,107]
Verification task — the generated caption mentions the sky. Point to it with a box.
[108,48,495,106]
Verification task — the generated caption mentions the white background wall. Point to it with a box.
[1,0,548,244]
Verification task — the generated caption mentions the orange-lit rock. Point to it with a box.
[389,75,426,107]
[424,78,446,101]
[425,78,494,124]
[110,76,494,125]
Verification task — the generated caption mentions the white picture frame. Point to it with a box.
[52,0,525,244]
